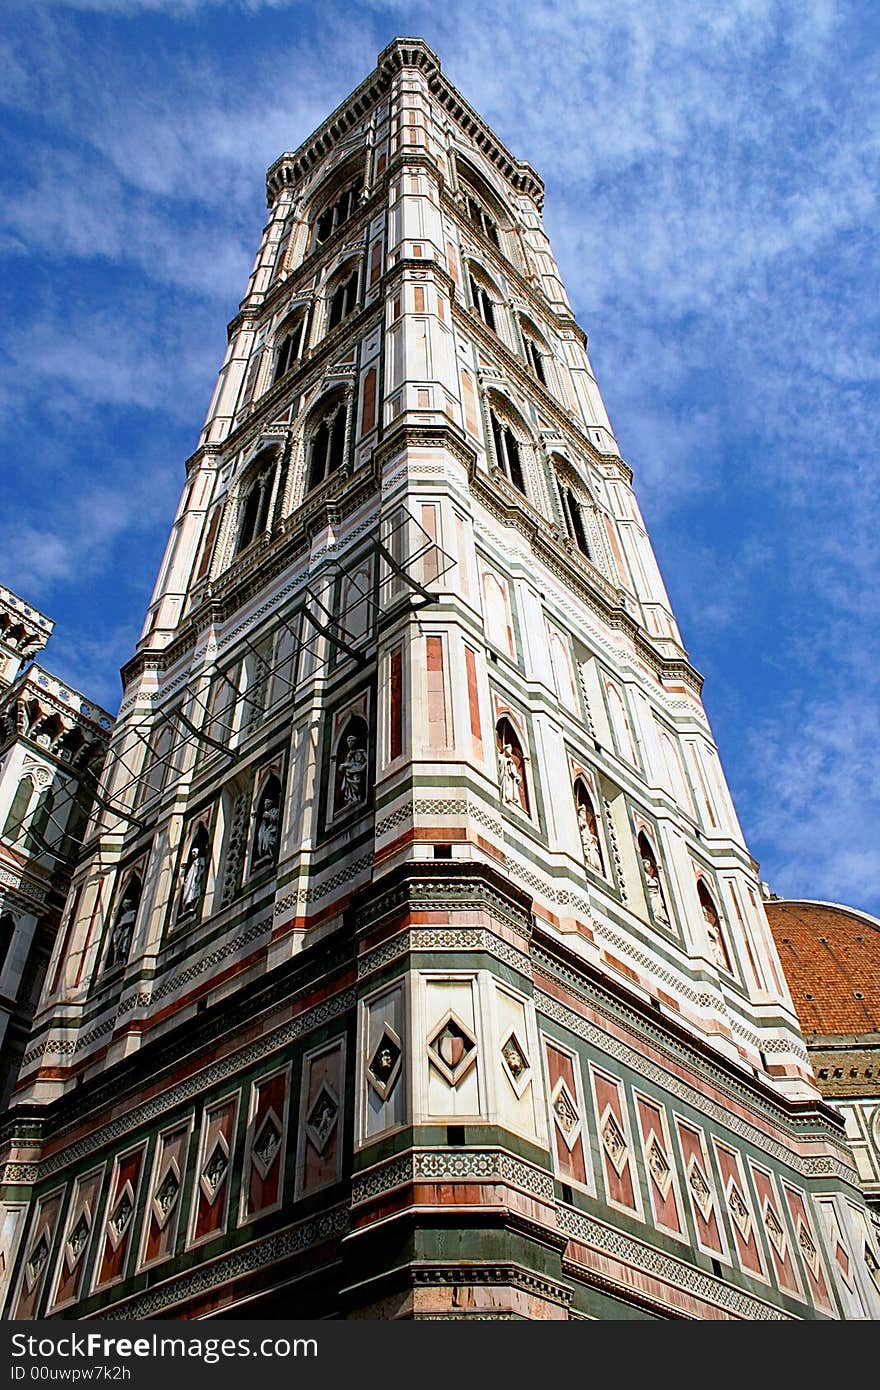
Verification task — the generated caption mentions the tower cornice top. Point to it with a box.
[266,36,544,211]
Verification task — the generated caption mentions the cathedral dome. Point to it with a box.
[766,899,880,1037]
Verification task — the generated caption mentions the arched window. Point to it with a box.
[573,779,604,875]
[307,398,348,492]
[251,772,281,873]
[27,786,55,851]
[469,273,497,332]
[273,310,307,384]
[105,873,142,970]
[333,716,369,817]
[0,914,14,974]
[463,191,500,247]
[3,777,32,842]
[698,880,732,972]
[520,320,548,386]
[327,266,359,331]
[236,452,278,554]
[489,409,526,494]
[314,174,364,245]
[562,487,591,557]
[638,831,670,927]
[496,717,530,816]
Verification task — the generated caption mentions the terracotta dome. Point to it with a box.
[766,899,880,1037]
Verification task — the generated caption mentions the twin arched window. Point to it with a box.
[490,409,526,494]
[315,175,363,246]
[273,310,307,384]
[236,451,280,554]
[308,399,348,492]
[469,273,497,333]
[327,266,359,331]
[465,194,500,246]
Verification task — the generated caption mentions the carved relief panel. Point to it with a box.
[91,1143,147,1294]
[295,1038,346,1199]
[358,980,407,1145]
[241,1066,290,1223]
[49,1165,105,1312]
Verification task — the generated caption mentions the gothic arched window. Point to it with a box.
[3,777,32,842]
[27,786,55,851]
[638,831,670,928]
[469,273,497,333]
[496,717,530,816]
[273,310,307,384]
[698,879,732,973]
[520,319,548,386]
[573,779,605,876]
[307,398,348,492]
[236,451,278,554]
[327,266,359,331]
[458,190,500,247]
[314,174,364,246]
[489,409,526,495]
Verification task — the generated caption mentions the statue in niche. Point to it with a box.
[180,840,206,913]
[107,889,138,968]
[642,853,670,925]
[338,733,368,807]
[498,741,524,808]
[255,794,279,864]
[700,890,730,971]
[577,797,604,873]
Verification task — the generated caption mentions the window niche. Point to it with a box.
[697,879,733,974]
[103,870,143,973]
[330,712,370,821]
[496,716,530,817]
[638,830,671,929]
[573,777,605,877]
[175,819,212,928]
[249,768,281,878]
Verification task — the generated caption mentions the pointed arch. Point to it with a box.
[638,830,671,927]
[333,714,369,817]
[311,163,365,248]
[305,389,349,493]
[486,391,534,498]
[236,447,281,555]
[519,313,549,386]
[250,770,281,873]
[606,680,638,765]
[573,778,605,876]
[698,878,732,972]
[551,454,594,559]
[178,821,211,922]
[466,260,501,334]
[106,871,142,970]
[496,716,530,815]
[3,776,33,842]
[272,305,308,384]
[325,258,360,333]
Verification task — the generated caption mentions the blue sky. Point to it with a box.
[2,0,879,914]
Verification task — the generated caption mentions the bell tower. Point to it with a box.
[2,38,878,1321]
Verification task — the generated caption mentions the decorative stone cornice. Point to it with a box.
[265,38,543,211]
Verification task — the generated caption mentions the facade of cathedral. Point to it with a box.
[1,38,878,1319]
[0,585,113,1112]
